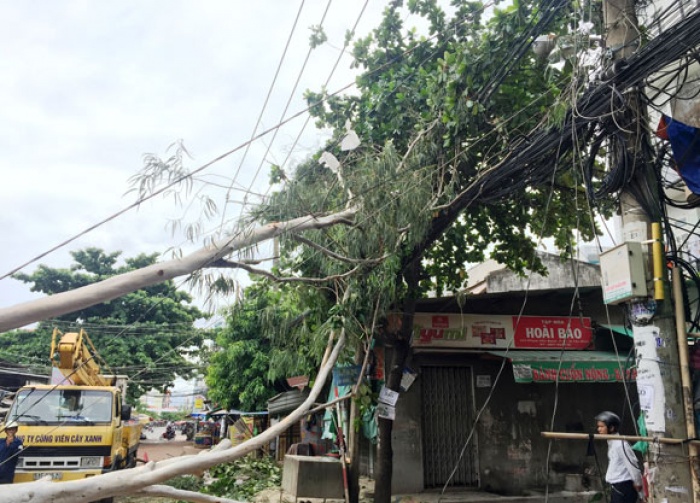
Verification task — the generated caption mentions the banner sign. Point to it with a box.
[21,433,105,444]
[333,365,361,386]
[379,386,399,406]
[412,313,592,350]
[633,325,666,432]
[372,347,385,381]
[377,402,396,420]
[400,368,417,392]
[512,361,635,383]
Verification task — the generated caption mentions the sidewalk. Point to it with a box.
[390,490,600,503]
[256,477,601,503]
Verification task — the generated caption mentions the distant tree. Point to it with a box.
[160,411,188,422]
[3,247,208,402]
[206,280,323,412]
[13,248,203,324]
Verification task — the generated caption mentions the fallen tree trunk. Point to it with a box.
[0,207,357,332]
[133,485,244,503]
[0,331,346,503]
[134,486,243,503]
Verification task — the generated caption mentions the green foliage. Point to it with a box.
[353,383,378,432]
[0,329,51,375]
[204,455,281,501]
[159,411,188,422]
[164,457,281,502]
[206,280,326,411]
[5,247,208,402]
[309,25,328,48]
[255,0,601,312]
[165,475,205,503]
[166,474,203,493]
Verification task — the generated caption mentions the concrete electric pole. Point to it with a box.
[603,0,695,501]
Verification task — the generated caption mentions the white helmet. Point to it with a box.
[4,421,18,430]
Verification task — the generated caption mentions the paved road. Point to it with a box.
[140,425,185,442]
[138,425,194,462]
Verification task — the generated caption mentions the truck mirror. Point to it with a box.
[121,404,132,421]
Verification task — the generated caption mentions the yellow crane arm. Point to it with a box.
[50,328,113,387]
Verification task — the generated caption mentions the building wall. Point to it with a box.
[471,357,635,494]
[487,255,601,294]
[391,352,638,495]
[386,286,632,495]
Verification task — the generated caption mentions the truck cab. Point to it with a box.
[5,384,139,483]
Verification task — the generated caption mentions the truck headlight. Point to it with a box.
[80,457,102,468]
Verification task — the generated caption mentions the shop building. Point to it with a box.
[388,255,638,495]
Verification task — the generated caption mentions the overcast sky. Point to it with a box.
[0,1,390,317]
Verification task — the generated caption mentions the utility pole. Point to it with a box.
[604,0,694,501]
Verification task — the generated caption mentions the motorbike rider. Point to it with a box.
[163,421,175,440]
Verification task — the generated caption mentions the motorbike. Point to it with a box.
[162,425,175,440]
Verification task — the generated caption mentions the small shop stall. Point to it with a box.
[193,419,220,448]
[192,409,268,449]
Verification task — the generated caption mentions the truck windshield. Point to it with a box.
[8,389,113,425]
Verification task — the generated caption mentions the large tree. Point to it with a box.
[109,1,607,500]
[256,1,602,500]
[3,247,207,402]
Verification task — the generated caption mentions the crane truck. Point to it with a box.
[3,328,142,488]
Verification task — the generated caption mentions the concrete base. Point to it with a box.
[281,454,344,499]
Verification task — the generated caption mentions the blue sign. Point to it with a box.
[333,365,362,386]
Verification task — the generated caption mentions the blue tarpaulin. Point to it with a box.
[659,115,700,194]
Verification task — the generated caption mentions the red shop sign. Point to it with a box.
[513,316,592,349]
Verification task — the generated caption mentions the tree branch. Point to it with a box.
[397,120,438,172]
[209,260,363,284]
[134,485,245,503]
[308,392,354,415]
[0,207,357,331]
[291,235,389,265]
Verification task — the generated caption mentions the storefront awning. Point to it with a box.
[207,409,269,417]
[599,324,633,337]
[487,350,635,383]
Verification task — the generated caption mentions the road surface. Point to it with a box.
[137,425,196,462]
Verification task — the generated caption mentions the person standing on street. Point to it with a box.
[595,411,643,503]
[0,421,23,484]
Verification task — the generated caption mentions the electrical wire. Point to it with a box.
[216,0,307,233]
[0,0,521,284]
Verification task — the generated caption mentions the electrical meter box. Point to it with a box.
[599,242,648,305]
